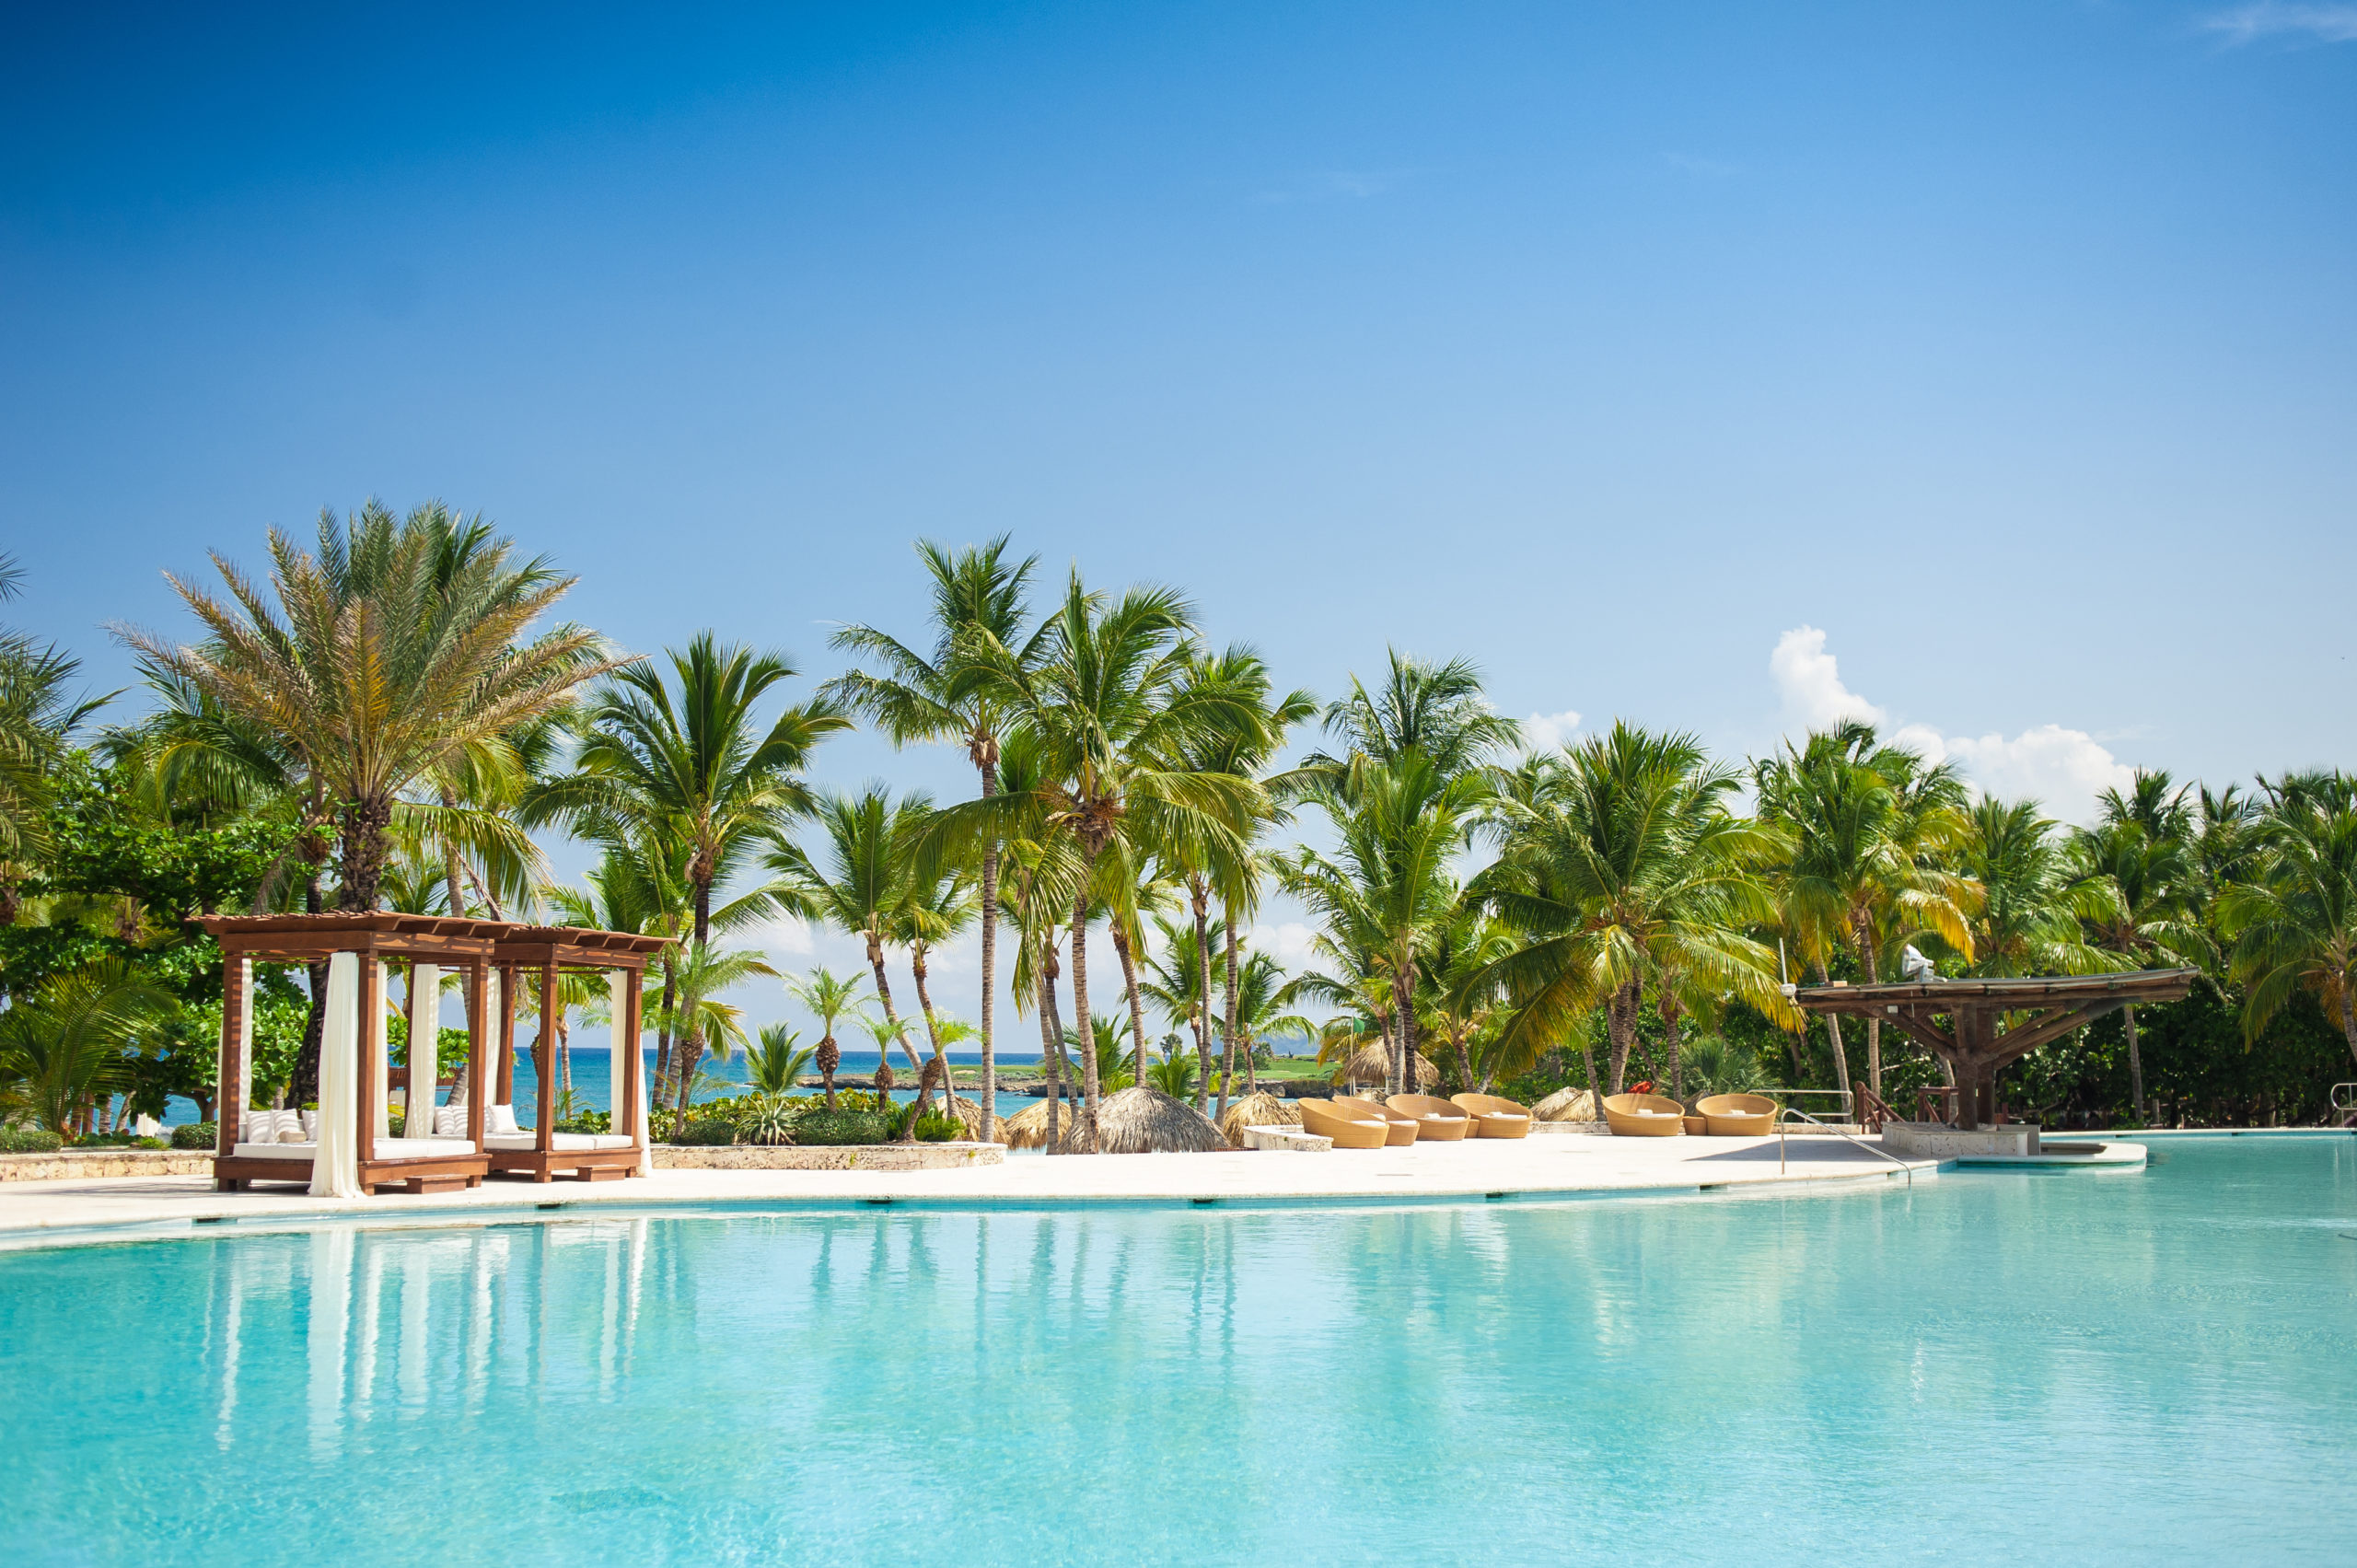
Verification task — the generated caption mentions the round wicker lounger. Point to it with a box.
[1696,1092,1778,1136]
[1448,1093,1533,1139]
[1387,1094,1472,1141]
[1602,1092,1688,1137]
[1297,1098,1391,1150]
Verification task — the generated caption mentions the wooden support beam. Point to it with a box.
[359,956,382,1159]
[467,960,488,1150]
[536,956,557,1155]
[216,954,247,1160]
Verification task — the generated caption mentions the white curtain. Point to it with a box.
[373,962,393,1143]
[406,962,440,1135]
[310,953,364,1198]
[610,971,651,1174]
[479,970,500,1117]
[236,958,254,1116]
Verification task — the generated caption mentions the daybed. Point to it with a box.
[1386,1094,1472,1141]
[1601,1092,1687,1137]
[1448,1092,1533,1139]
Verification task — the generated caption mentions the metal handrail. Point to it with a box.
[2332,1084,2357,1125]
[1777,1105,1913,1186]
[1764,1087,1853,1126]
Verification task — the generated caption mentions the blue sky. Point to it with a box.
[6,2,2353,1039]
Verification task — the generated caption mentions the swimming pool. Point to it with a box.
[4,1135,2351,1565]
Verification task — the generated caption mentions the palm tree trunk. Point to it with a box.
[437,797,477,1111]
[1218,909,1245,1114]
[1814,962,1853,1103]
[864,935,924,1073]
[1661,990,1685,1102]
[291,871,328,1109]
[1040,933,1067,1154]
[1395,958,1419,1098]
[977,759,999,1144]
[1071,890,1100,1149]
[1606,978,1641,1095]
[2339,988,2357,1074]
[1110,921,1153,1096]
[335,795,396,912]
[2123,1002,2146,1121]
[1190,880,1215,1112]
[652,958,677,1114]
[1857,925,1883,1099]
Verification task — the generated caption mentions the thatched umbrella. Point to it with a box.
[1216,1090,1299,1148]
[1097,1086,1225,1154]
[1341,1043,1439,1091]
[1000,1097,1086,1152]
[1533,1086,1597,1121]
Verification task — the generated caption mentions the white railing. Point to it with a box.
[2331,1084,2357,1125]
[1776,1105,1914,1186]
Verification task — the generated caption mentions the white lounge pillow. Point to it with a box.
[275,1124,308,1144]
[245,1108,305,1142]
[485,1104,519,1135]
[239,1109,269,1142]
[433,1105,470,1137]
[298,1109,319,1139]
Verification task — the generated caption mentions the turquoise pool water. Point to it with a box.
[4,1136,2352,1565]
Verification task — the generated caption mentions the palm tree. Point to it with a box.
[787,966,870,1109]
[746,1023,818,1096]
[0,555,109,888]
[964,574,1260,1147]
[827,537,1044,1143]
[656,942,777,1134]
[1420,908,1517,1092]
[1161,645,1315,1116]
[0,959,175,1136]
[1955,799,2115,980]
[1282,750,1487,1097]
[1474,723,1792,1097]
[2219,774,2357,1071]
[1292,648,1519,788]
[122,501,611,911]
[2071,770,2205,1118]
[1752,723,1976,1099]
[535,633,846,947]
[772,786,933,1075]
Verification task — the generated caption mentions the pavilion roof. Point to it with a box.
[1792,969,2200,1014]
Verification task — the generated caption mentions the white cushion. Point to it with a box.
[232,1141,316,1160]
[485,1104,519,1135]
[372,1137,477,1159]
[433,1105,470,1137]
[298,1109,319,1139]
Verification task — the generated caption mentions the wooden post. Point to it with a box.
[536,957,557,1155]
[497,964,517,1107]
[358,950,381,1181]
[623,968,644,1151]
[216,950,247,1163]
[467,960,488,1149]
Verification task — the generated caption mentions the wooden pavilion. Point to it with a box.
[487,924,670,1183]
[203,912,509,1194]
[1793,969,2199,1131]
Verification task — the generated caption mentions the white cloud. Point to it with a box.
[755,912,816,958]
[1772,629,2134,823]
[1248,922,1318,969]
[1520,707,1583,751]
[2202,3,2357,43]
[1770,625,1887,729]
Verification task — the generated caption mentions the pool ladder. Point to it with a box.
[1776,1106,1915,1187]
[2332,1084,2357,1129]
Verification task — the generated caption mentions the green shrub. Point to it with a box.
[743,1096,797,1147]
[912,1110,961,1143]
[172,1121,217,1150]
[794,1109,889,1146]
[0,1126,65,1153]
[675,1117,737,1146]
[554,1109,612,1135]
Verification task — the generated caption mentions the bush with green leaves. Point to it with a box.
[0,1125,66,1153]
[793,1109,890,1146]
[554,1109,612,1135]
[171,1121,217,1150]
[675,1117,738,1146]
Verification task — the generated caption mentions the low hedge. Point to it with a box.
[0,1126,65,1154]
[674,1118,739,1146]
[172,1121,218,1150]
[793,1109,891,1146]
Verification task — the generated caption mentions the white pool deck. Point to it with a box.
[0,1132,1949,1245]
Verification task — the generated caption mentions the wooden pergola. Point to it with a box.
[489,925,671,1183]
[1794,969,2199,1131]
[203,912,509,1194]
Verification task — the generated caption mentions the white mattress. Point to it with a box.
[484,1132,635,1152]
[227,1138,480,1162]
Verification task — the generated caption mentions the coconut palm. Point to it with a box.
[827,537,1045,1143]
[771,785,933,1075]
[1281,750,1487,1096]
[1291,648,1519,789]
[787,965,870,1109]
[961,574,1260,1148]
[2219,774,2357,1069]
[0,556,108,876]
[0,959,176,1136]
[1752,723,1977,1098]
[655,943,777,1134]
[1474,723,1792,1097]
[746,1024,818,1096]
[1955,798,2116,981]
[534,633,846,947]
[122,501,611,911]
[2070,770,2206,1117]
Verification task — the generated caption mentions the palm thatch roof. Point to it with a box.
[1340,1043,1439,1090]
[1216,1090,1299,1148]
[1097,1086,1225,1154]
[999,1096,1089,1152]
[1533,1086,1598,1121]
